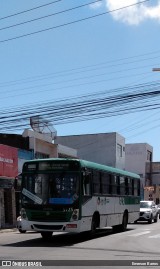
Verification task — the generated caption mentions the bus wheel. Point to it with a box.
[91,218,96,235]
[41,232,53,240]
[121,211,128,232]
[113,212,128,233]
[90,213,99,236]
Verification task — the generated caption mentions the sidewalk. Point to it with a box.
[0,228,17,233]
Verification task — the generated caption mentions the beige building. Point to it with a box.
[22,129,77,159]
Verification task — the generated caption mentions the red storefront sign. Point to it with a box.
[0,144,18,178]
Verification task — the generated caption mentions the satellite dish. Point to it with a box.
[30,116,57,140]
[30,116,42,133]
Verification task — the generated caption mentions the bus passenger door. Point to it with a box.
[81,170,93,229]
[83,171,91,196]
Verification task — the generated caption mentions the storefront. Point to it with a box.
[0,144,18,228]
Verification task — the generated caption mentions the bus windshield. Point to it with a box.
[21,172,79,205]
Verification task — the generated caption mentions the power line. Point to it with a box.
[3,79,160,109]
[0,46,159,89]
[0,79,160,132]
[0,0,63,21]
[0,0,102,32]
[0,0,150,43]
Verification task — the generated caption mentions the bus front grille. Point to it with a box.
[33,224,63,230]
[29,211,71,222]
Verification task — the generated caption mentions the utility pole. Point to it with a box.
[152,68,160,72]
[151,67,160,202]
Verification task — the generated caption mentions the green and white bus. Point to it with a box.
[20,158,140,239]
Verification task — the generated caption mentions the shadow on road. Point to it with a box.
[3,227,133,248]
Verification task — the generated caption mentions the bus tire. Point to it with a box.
[41,232,53,240]
[90,212,100,236]
[121,211,128,232]
[113,211,128,233]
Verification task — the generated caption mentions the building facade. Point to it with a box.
[0,144,18,228]
[0,130,77,228]
[56,132,125,169]
[22,129,77,159]
[125,143,153,200]
[145,162,160,204]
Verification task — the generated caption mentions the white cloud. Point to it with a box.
[104,0,160,25]
[90,1,103,9]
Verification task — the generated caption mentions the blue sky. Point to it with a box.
[1,0,160,160]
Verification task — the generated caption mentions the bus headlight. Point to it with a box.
[71,209,79,221]
[20,208,27,219]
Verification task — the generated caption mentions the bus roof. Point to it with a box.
[79,159,140,179]
[23,158,140,179]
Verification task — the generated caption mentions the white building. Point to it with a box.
[125,143,153,199]
[56,132,125,170]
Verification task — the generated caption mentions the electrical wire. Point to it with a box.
[0,0,102,31]
[0,0,150,43]
[0,79,160,132]
[0,0,63,21]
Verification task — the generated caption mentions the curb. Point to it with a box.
[0,228,17,233]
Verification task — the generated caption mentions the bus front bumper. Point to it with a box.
[26,221,80,233]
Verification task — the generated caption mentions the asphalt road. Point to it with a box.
[1,221,160,269]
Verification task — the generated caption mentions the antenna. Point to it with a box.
[30,116,57,140]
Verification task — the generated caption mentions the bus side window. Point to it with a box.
[120,176,125,195]
[134,180,138,196]
[116,176,120,195]
[101,172,109,194]
[128,178,133,195]
[83,173,91,196]
[125,177,129,195]
[109,175,112,194]
[132,179,134,195]
[93,170,100,194]
[137,180,140,196]
[110,175,117,194]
